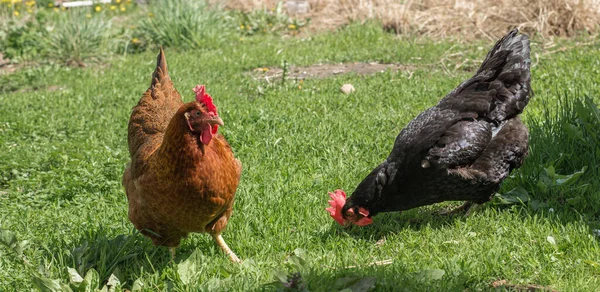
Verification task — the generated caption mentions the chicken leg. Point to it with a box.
[212,234,241,263]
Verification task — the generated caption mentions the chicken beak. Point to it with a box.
[208,115,224,127]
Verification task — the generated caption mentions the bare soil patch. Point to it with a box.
[252,62,418,80]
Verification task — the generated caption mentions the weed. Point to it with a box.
[233,1,309,36]
[136,0,231,50]
[41,10,116,66]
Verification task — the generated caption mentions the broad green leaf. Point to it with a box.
[495,187,530,205]
[131,279,144,292]
[285,248,307,270]
[32,276,73,292]
[106,274,121,292]
[416,269,445,281]
[566,196,584,206]
[554,166,587,187]
[178,250,200,285]
[286,254,306,270]
[563,123,583,140]
[272,269,288,283]
[82,269,99,292]
[67,267,83,288]
[0,229,17,250]
[15,240,29,256]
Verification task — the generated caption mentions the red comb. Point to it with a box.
[193,85,219,135]
[326,189,347,225]
[193,85,218,115]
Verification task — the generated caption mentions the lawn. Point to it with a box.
[1,20,600,291]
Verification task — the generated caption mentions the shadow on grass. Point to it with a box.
[49,229,167,285]
[45,227,236,288]
[319,208,467,243]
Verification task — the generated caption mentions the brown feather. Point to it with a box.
[122,49,242,256]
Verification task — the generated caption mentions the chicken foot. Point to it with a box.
[439,201,476,216]
[212,234,241,263]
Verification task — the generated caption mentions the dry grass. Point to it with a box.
[219,0,600,40]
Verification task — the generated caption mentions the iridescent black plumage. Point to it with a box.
[343,29,531,218]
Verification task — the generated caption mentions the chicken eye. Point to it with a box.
[194,110,201,116]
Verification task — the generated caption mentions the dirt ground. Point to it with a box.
[251,62,419,80]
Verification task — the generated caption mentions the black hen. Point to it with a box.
[327,29,531,226]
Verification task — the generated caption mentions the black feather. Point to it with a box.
[343,29,532,217]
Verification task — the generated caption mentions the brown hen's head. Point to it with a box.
[183,85,223,145]
[326,190,373,227]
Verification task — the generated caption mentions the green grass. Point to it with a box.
[1,23,600,291]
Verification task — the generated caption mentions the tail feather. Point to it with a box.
[151,46,169,88]
[126,47,183,160]
[463,29,532,122]
[484,29,531,121]
[477,29,531,76]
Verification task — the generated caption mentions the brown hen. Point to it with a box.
[122,48,242,262]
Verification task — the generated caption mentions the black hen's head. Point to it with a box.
[326,162,399,227]
[327,165,390,227]
[326,188,373,227]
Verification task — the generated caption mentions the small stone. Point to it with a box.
[340,84,355,94]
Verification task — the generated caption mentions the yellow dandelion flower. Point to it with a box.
[116,0,121,3]
[53,7,58,12]
[131,38,140,44]
[86,13,92,18]
[240,25,244,30]
[13,10,19,17]
[120,6,125,11]
[48,3,53,7]
[25,0,35,7]
[110,5,116,10]
[288,24,297,30]
[95,5,101,12]
[27,9,32,13]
